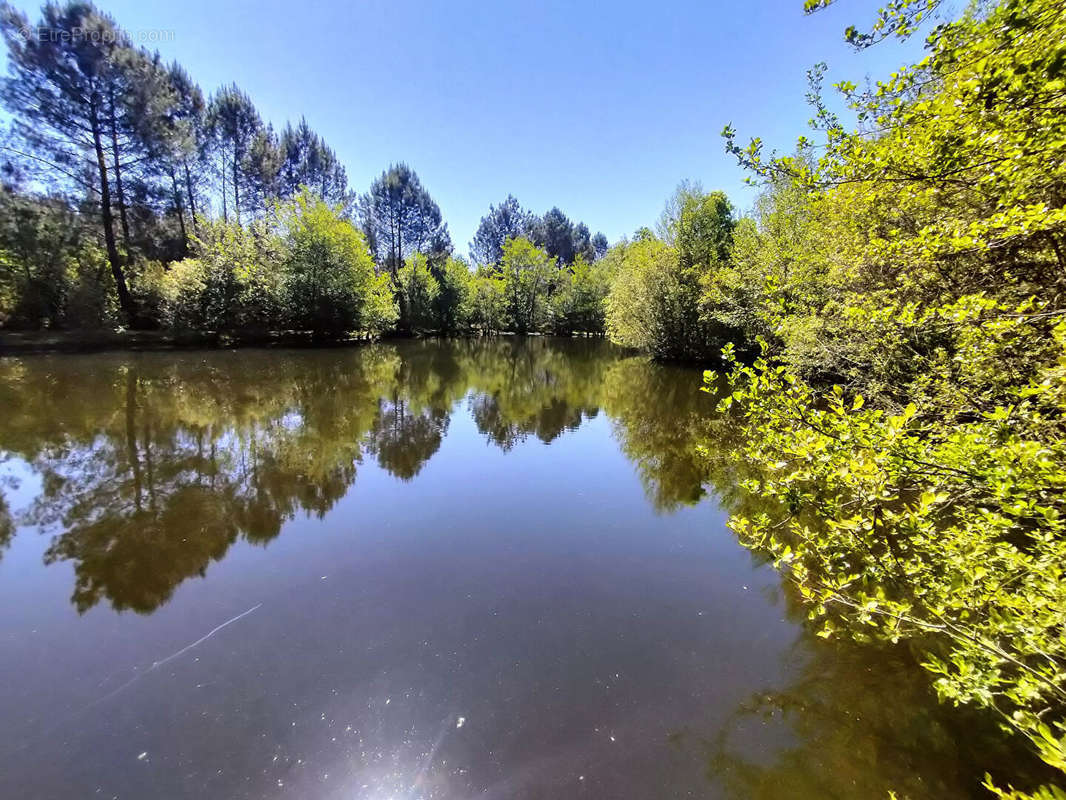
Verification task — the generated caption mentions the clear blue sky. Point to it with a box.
[6,0,930,257]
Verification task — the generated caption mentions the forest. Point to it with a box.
[0,0,615,338]
[1,0,1065,795]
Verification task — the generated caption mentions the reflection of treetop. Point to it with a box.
[0,339,718,614]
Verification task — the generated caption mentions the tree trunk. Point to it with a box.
[90,94,135,325]
[221,150,228,222]
[143,412,157,512]
[183,159,198,233]
[232,144,241,226]
[170,169,188,254]
[125,369,142,512]
[108,89,132,260]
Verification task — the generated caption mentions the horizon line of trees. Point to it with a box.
[0,0,612,338]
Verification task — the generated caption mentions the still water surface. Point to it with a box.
[0,338,1011,798]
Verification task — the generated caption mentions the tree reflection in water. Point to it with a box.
[0,491,13,558]
[0,340,638,613]
[0,337,1047,796]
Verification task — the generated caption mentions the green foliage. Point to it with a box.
[702,177,827,351]
[552,254,608,335]
[395,253,439,333]
[432,256,475,334]
[471,198,606,269]
[0,4,614,340]
[470,195,534,267]
[803,0,941,49]
[605,184,739,360]
[528,207,599,266]
[604,234,724,360]
[713,333,1066,781]
[164,214,282,331]
[276,118,350,208]
[725,0,1066,316]
[277,189,394,337]
[360,163,451,276]
[149,190,395,338]
[987,783,1066,800]
[0,2,379,330]
[0,189,115,329]
[62,245,115,328]
[157,257,208,330]
[710,0,1066,793]
[605,236,678,355]
[470,266,507,334]
[500,236,556,334]
[659,183,736,272]
[0,1,225,322]
[205,84,263,223]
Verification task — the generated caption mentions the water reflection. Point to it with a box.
[0,339,702,614]
[2,349,394,611]
[602,357,717,511]
[678,617,1039,798]
[0,491,12,556]
[0,338,1036,798]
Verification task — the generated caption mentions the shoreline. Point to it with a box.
[0,329,608,356]
[0,329,380,356]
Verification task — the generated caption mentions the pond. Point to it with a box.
[0,338,1016,798]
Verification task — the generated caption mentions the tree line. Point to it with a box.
[0,1,612,338]
[0,1,734,346]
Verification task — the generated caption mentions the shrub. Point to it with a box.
[277,189,396,337]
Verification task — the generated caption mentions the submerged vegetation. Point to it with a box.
[2,0,1066,794]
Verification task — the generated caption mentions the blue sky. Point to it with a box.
[5,0,931,257]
